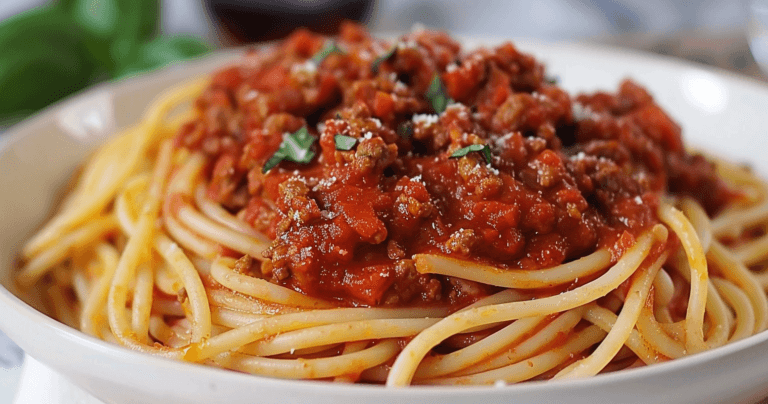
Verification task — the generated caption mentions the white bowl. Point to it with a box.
[1,39,768,404]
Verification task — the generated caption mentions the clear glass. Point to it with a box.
[749,0,768,76]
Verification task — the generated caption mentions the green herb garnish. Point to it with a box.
[397,121,414,139]
[334,134,358,151]
[450,144,492,165]
[371,44,397,74]
[311,41,344,65]
[262,127,317,173]
[545,75,559,85]
[425,73,453,114]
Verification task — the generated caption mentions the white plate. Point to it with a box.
[0,39,767,404]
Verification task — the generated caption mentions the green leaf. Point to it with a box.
[0,7,87,54]
[61,0,119,37]
[311,41,344,65]
[371,44,397,74]
[397,121,413,139]
[60,0,160,73]
[334,134,358,151]
[545,75,559,85]
[114,35,210,79]
[262,153,285,174]
[283,127,316,162]
[0,7,97,119]
[450,144,492,165]
[60,0,158,42]
[262,127,317,173]
[425,73,453,114]
[0,46,95,120]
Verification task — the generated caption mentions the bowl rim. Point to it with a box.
[1,37,767,396]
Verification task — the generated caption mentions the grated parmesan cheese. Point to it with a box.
[413,114,439,126]
[291,60,317,75]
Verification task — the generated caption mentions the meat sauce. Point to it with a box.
[175,23,731,307]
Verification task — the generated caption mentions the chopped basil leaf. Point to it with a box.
[425,73,453,114]
[262,153,284,174]
[450,144,492,165]
[311,41,344,65]
[371,44,397,74]
[334,134,357,151]
[397,121,414,139]
[545,75,559,85]
[262,127,317,173]
[282,127,316,162]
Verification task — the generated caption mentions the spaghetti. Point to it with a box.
[16,23,768,386]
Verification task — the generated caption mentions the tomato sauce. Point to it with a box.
[175,23,730,307]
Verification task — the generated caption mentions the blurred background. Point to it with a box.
[0,0,766,125]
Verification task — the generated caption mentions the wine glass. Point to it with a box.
[749,0,768,77]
